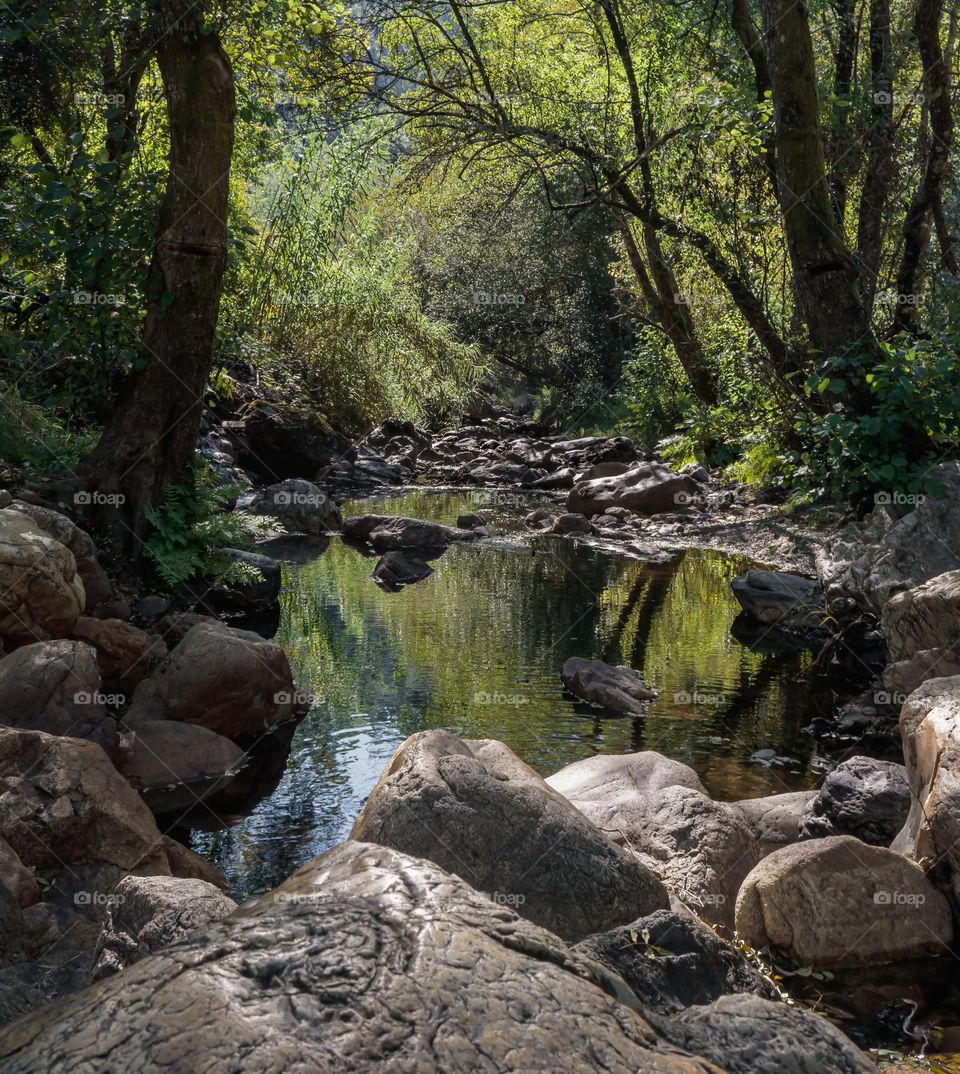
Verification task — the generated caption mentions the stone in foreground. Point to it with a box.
[350,730,669,941]
[0,842,721,1074]
[561,656,657,715]
[92,874,237,980]
[735,835,953,968]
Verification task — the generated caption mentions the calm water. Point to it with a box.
[189,489,844,900]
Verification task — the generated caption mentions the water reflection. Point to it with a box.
[190,489,845,899]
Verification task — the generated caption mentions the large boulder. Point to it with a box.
[70,616,154,692]
[223,404,353,483]
[663,994,878,1074]
[342,514,476,551]
[547,753,756,929]
[881,569,960,694]
[125,622,296,739]
[0,640,122,756]
[244,478,342,534]
[735,835,953,968]
[817,461,960,615]
[119,721,245,815]
[0,509,85,645]
[799,756,910,846]
[892,676,960,903]
[730,571,822,626]
[91,875,237,980]
[567,462,698,517]
[350,731,669,942]
[733,791,818,856]
[0,841,723,1074]
[574,909,777,1015]
[560,657,656,714]
[0,728,170,900]
[6,500,112,612]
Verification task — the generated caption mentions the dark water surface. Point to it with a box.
[189,489,844,900]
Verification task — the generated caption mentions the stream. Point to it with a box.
[186,488,845,900]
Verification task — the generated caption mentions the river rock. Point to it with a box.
[735,835,953,968]
[244,478,342,534]
[0,841,724,1074]
[893,676,960,902]
[343,514,476,551]
[0,509,85,645]
[0,728,170,901]
[6,500,113,611]
[223,404,353,483]
[881,569,960,694]
[550,512,594,535]
[120,721,245,814]
[201,548,282,615]
[567,462,698,517]
[70,616,154,691]
[125,622,296,739]
[733,791,818,855]
[574,909,777,1015]
[663,994,877,1074]
[560,657,657,714]
[549,752,754,929]
[350,730,669,941]
[0,836,38,908]
[91,875,237,980]
[799,756,910,846]
[0,639,122,756]
[817,461,960,614]
[730,570,822,626]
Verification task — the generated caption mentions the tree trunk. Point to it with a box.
[893,0,953,330]
[79,2,235,556]
[761,0,876,362]
[855,0,895,316]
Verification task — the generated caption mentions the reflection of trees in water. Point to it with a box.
[194,496,835,895]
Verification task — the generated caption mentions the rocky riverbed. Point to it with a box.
[1,405,960,1071]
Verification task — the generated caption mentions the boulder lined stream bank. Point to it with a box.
[1,405,959,1071]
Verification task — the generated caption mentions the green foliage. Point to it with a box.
[0,381,99,470]
[791,339,960,504]
[222,125,487,430]
[144,462,257,588]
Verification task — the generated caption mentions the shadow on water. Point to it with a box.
[189,489,850,900]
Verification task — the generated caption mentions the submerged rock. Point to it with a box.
[371,550,434,590]
[735,835,953,968]
[343,513,476,551]
[350,730,669,941]
[0,841,725,1074]
[560,656,657,715]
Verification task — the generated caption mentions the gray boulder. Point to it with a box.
[245,478,341,534]
[574,909,777,1015]
[733,791,818,856]
[342,514,476,551]
[567,462,698,517]
[799,756,910,846]
[350,731,669,942]
[0,841,721,1074]
[730,570,822,626]
[91,875,237,980]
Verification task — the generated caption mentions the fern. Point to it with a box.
[145,461,258,588]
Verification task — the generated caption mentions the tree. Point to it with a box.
[78,0,236,555]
